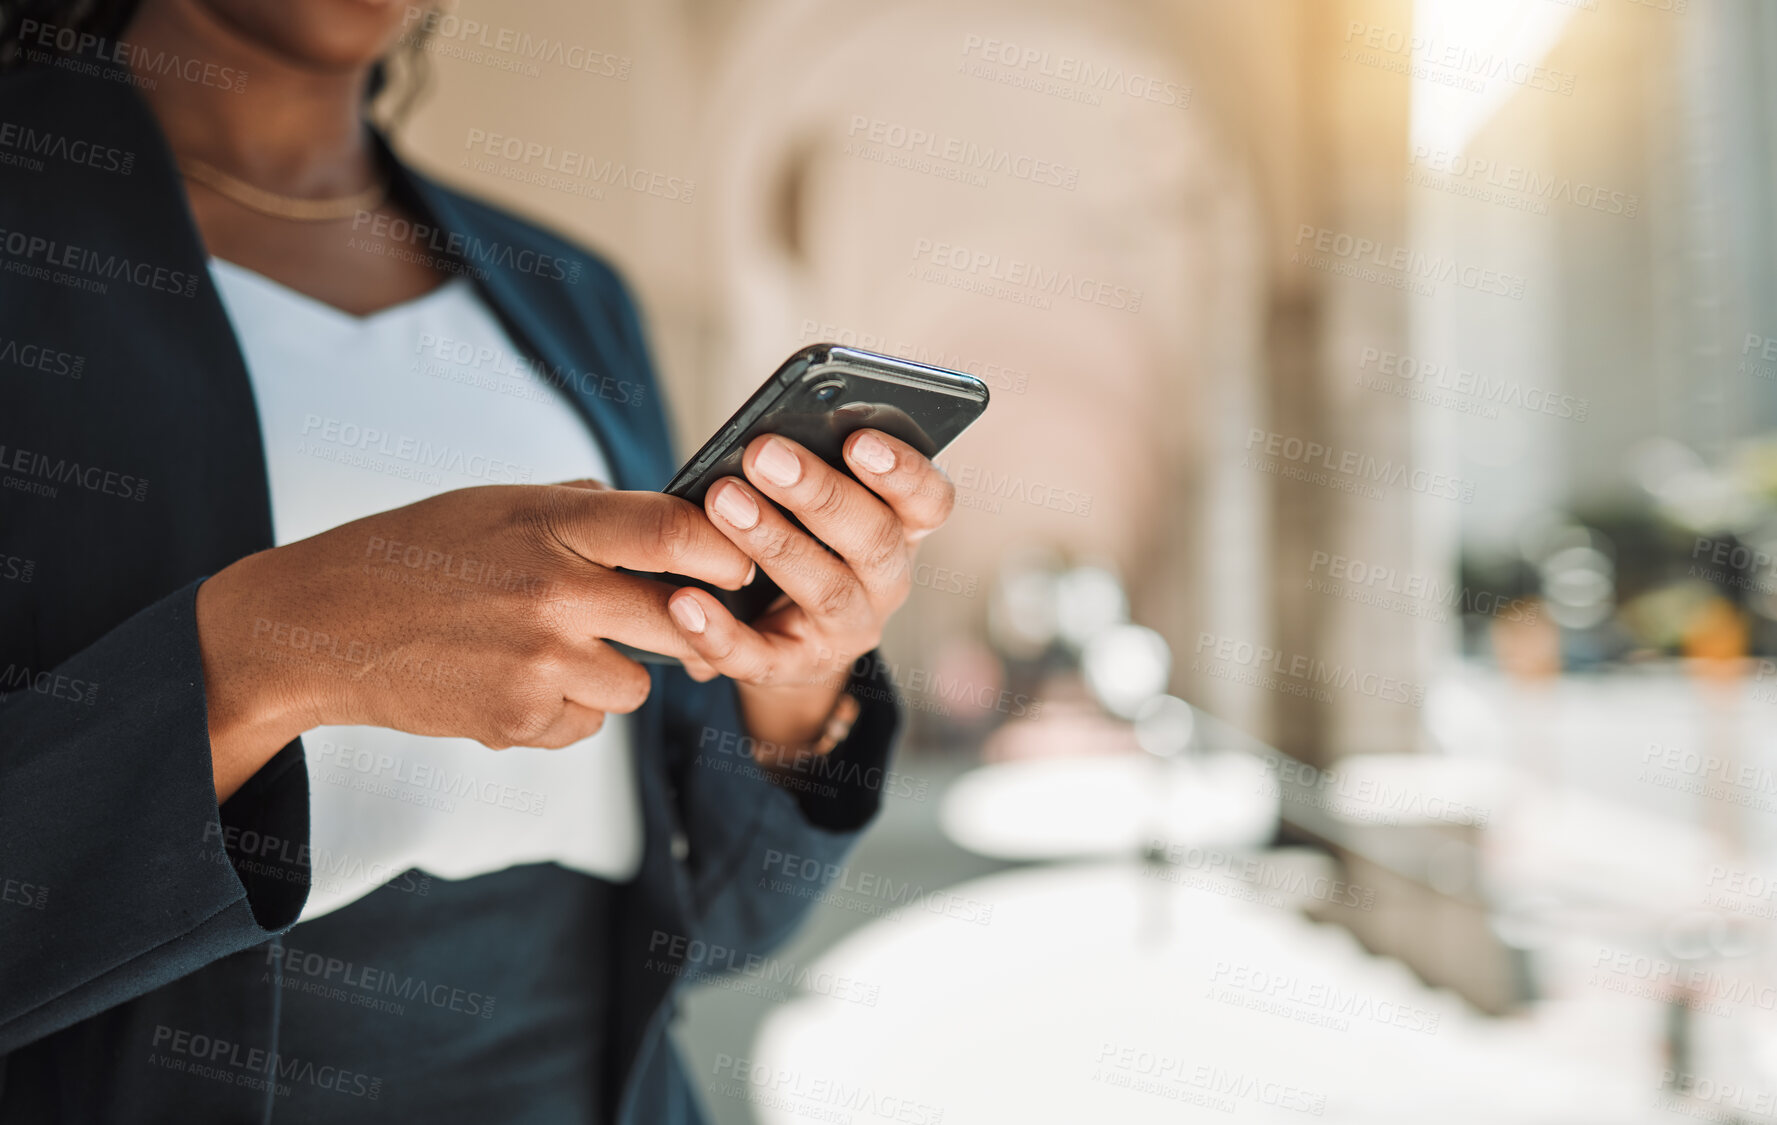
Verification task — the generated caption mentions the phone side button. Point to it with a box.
[699,426,741,470]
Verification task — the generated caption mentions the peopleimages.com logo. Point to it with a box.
[844,114,1080,191]
[461,129,694,204]
[0,226,200,298]
[15,19,248,92]
[958,34,1192,109]
[148,1025,380,1101]
[0,121,134,176]
[0,442,148,502]
[0,333,84,379]
[1293,225,1525,300]
[400,7,631,79]
[909,238,1143,313]
[1195,631,1427,709]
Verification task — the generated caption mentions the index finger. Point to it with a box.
[582,570,735,665]
[545,487,755,590]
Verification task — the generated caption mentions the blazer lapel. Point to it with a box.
[384,143,673,493]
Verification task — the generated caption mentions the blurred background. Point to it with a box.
[386,0,1777,1119]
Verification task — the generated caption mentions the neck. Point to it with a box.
[124,0,377,194]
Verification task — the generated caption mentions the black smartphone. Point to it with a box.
[616,343,990,663]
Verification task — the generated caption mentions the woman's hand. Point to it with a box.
[663,429,957,762]
[197,482,753,800]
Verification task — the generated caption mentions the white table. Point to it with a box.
[939,751,1277,862]
[735,863,1660,1124]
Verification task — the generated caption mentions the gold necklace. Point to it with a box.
[175,154,387,222]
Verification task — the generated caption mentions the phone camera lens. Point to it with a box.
[813,379,845,403]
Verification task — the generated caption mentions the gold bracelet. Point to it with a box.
[750,692,862,773]
[808,692,862,757]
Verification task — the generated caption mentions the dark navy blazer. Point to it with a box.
[0,58,899,1124]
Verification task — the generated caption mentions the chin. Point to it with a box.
[198,0,416,70]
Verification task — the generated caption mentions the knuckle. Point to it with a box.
[512,628,569,677]
[755,527,800,567]
[524,652,564,685]
[611,665,652,713]
[859,520,907,573]
[650,497,697,564]
[519,623,564,661]
[807,472,849,519]
[491,687,555,746]
[529,484,587,555]
[812,573,861,620]
[738,646,777,686]
[487,714,537,748]
[701,627,740,665]
[531,592,576,637]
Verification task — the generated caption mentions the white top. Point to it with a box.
[209,258,644,922]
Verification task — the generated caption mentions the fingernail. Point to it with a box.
[712,481,759,529]
[754,437,802,487]
[744,562,758,586]
[851,431,895,474]
[669,595,706,634]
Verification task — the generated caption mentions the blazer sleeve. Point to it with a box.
[0,579,311,1053]
[660,657,902,962]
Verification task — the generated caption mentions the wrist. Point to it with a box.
[736,675,843,739]
[197,552,322,800]
[735,675,851,769]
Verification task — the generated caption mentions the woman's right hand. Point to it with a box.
[195,482,755,800]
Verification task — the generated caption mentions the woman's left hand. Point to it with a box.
[664,428,956,763]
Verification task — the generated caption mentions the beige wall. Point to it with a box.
[391,0,1433,762]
